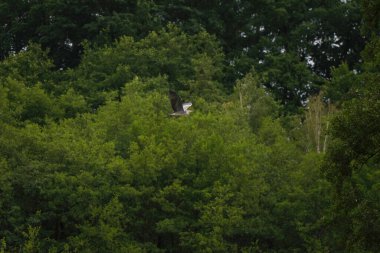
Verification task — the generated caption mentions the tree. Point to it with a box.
[69,25,224,108]
[234,72,280,131]
[258,52,321,113]
[0,0,161,68]
[322,38,380,252]
[362,0,380,34]
[0,3,375,251]
[304,92,335,153]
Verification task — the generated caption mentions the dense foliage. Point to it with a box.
[0,0,379,252]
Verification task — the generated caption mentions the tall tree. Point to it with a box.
[0,0,160,68]
[322,37,380,252]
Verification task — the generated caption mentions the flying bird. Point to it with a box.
[168,90,192,116]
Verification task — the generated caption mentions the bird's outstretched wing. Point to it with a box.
[168,90,184,112]
[182,102,192,111]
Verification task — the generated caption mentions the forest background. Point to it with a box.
[0,0,379,252]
